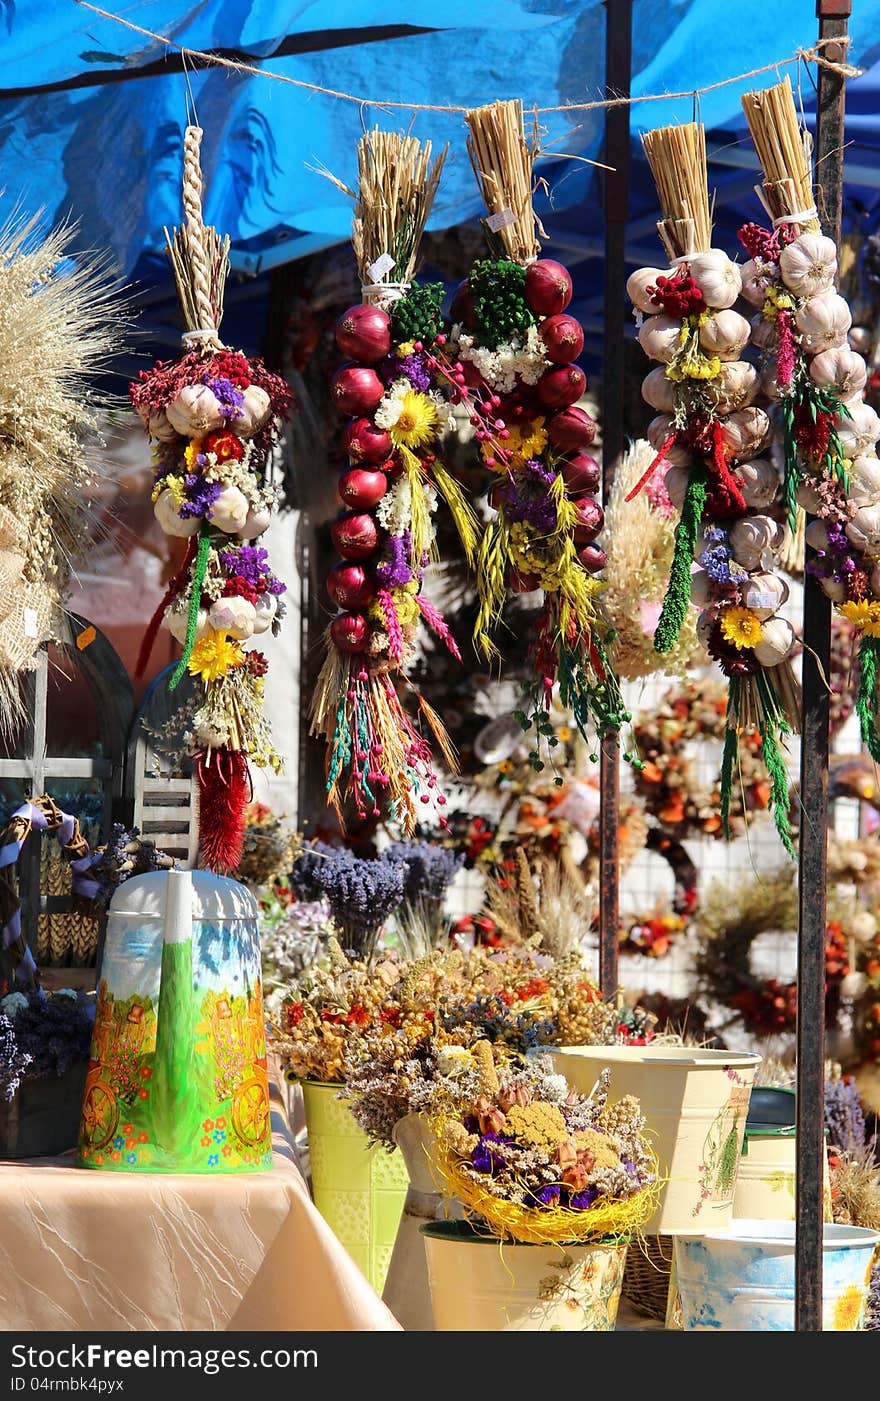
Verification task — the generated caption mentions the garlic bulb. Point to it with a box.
[739,258,773,307]
[848,455,880,508]
[737,457,782,511]
[695,608,718,651]
[641,366,676,413]
[208,595,257,640]
[796,479,824,514]
[845,502,880,559]
[714,361,759,414]
[687,250,742,309]
[153,489,201,538]
[849,325,872,354]
[740,571,790,620]
[870,563,880,597]
[837,400,880,457]
[239,505,273,540]
[752,616,797,667]
[638,314,682,364]
[728,514,784,569]
[234,384,272,438]
[146,408,178,442]
[646,415,690,468]
[795,293,852,353]
[689,570,712,608]
[626,266,669,314]
[778,232,838,298]
[820,576,847,603]
[809,346,867,400]
[209,485,250,535]
[252,592,278,635]
[759,365,784,402]
[164,606,209,644]
[749,312,776,350]
[804,519,830,552]
[165,383,225,437]
[719,407,771,463]
[663,464,689,511]
[699,309,752,359]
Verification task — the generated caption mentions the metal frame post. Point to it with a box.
[598,0,633,999]
[795,0,852,1332]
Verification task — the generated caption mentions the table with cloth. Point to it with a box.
[0,1080,400,1332]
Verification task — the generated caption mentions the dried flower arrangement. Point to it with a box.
[130,126,292,872]
[310,128,479,834]
[428,1042,659,1244]
[447,99,629,769]
[740,78,880,769]
[0,989,95,1102]
[628,120,800,855]
[0,209,127,734]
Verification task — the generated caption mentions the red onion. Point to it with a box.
[330,511,379,560]
[524,259,573,316]
[577,543,607,573]
[330,612,371,654]
[327,561,376,610]
[331,365,385,417]
[341,417,392,464]
[334,304,391,363]
[537,364,587,409]
[561,453,601,496]
[572,498,604,544]
[450,279,477,329]
[459,358,486,391]
[547,406,597,452]
[509,568,541,592]
[539,313,584,364]
[338,467,388,510]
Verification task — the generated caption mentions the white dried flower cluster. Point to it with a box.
[375,474,437,537]
[374,378,411,430]
[453,323,549,395]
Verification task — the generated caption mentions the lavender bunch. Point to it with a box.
[289,840,353,902]
[0,1012,32,1102]
[9,992,94,1082]
[384,841,463,910]
[319,855,406,959]
[825,1074,867,1156]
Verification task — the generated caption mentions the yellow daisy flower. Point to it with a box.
[840,599,880,636]
[183,438,203,470]
[719,605,763,651]
[485,417,548,469]
[188,631,245,683]
[389,390,439,450]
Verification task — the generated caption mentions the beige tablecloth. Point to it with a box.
[0,1084,401,1332]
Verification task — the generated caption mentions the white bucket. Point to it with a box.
[672,1219,880,1330]
[733,1126,833,1222]
[420,1221,629,1331]
[549,1046,761,1233]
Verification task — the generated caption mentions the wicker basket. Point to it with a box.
[621,1233,676,1322]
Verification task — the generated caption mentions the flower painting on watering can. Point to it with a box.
[77,870,272,1172]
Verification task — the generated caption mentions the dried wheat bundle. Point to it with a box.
[741,76,820,232]
[464,99,544,264]
[641,123,712,260]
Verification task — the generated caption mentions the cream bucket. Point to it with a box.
[549,1045,761,1233]
[420,1220,629,1331]
[733,1125,833,1221]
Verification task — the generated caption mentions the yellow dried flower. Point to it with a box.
[188,631,246,683]
[719,605,763,650]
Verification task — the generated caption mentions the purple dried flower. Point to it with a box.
[398,353,432,394]
[533,1184,562,1207]
[179,476,223,519]
[0,1013,32,1102]
[218,544,287,595]
[289,842,405,957]
[384,840,463,907]
[825,1075,866,1155]
[205,376,245,418]
[569,1186,599,1210]
[375,534,414,588]
[4,993,93,1086]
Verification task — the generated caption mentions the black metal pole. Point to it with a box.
[795,0,851,1333]
[598,0,633,1001]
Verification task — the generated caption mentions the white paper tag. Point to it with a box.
[634,310,645,328]
[749,592,777,611]
[366,252,395,282]
[23,608,38,638]
[486,208,516,233]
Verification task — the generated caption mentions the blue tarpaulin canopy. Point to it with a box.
[3,0,880,362]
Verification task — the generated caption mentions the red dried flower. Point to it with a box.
[203,430,245,463]
[246,651,269,677]
[222,575,260,605]
[647,272,706,318]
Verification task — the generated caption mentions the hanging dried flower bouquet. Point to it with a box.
[628,121,800,854]
[130,126,292,872]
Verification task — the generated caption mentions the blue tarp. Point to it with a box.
[2,0,880,359]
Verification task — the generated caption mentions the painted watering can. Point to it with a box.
[77,869,272,1173]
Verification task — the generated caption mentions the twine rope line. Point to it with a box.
[73,4,863,116]
[182,124,218,339]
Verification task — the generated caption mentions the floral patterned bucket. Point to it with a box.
[549,1046,761,1233]
[300,1079,408,1296]
[673,1220,880,1330]
[77,870,271,1173]
[420,1220,629,1331]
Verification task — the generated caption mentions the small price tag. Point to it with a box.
[486,208,516,233]
[23,608,38,638]
[749,593,776,612]
[634,310,645,329]
[76,625,97,651]
[366,252,395,282]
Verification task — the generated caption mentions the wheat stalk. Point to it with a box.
[641,122,712,260]
[464,99,546,264]
[741,76,820,233]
